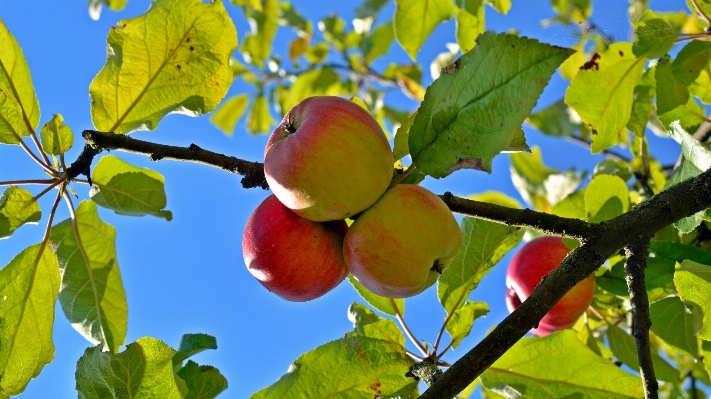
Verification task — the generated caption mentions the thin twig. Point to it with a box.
[624,238,658,399]
[0,179,58,186]
[390,298,428,357]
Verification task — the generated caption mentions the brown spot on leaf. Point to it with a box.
[190,46,194,51]
[177,65,182,70]
[580,53,601,71]
[441,59,461,75]
[619,50,624,57]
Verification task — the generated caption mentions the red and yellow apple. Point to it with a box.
[344,184,462,298]
[242,195,349,302]
[505,236,595,336]
[264,96,394,222]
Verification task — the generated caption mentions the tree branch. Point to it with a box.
[420,167,711,399]
[79,130,268,189]
[624,238,658,399]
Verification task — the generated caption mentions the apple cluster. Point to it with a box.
[505,236,596,336]
[242,96,463,301]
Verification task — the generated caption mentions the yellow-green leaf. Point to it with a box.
[347,275,404,317]
[455,0,485,54]
[0,244,60,396]
[675,260,711,340]
[88,0,128,21]
[0,19,40,135]
[393,0,455,61]
[89,155,172,220]
[90,0,237,134]
[0,84,25,144]
[39,113,73,155]
[0,186,41,239]
[246,94,276,134]
[50,201,127,353]
[210,94,249,136]
[584,174,630,223]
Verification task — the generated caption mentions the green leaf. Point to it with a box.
[584,174,629,223]
[481,330,644,398]
[355,0,389,19]
[241,0,279,68]
[348,303,405,346]
[485,0,511,14]
[633,19,676,58]
[0,84,26,145]
[592,160,632,182]
[49,201,127,353]
[565,43,646,153]
[445,300,489,349]
[39,113,73,155]
[687,0,711,20]
[671,40,711,85]
[88,0,128,21]
[526,100,582,137]
[347,275,404,317]
[247,93,276,134]
[393,111,416,161]
[393,0,455,61]
[304,42,330,64]
[649,241,711,266]
[210,94,249,136]
[510,146,583,211]
[703,340,711,381]
[656,58,706,133]
[76,336,188,399]
[664,158,704,233]
[0,243,60,396]
[89,0,237,134]
[89,155,172,220]
[438,217,523,315]
[177,361,228,399]
[551,189,586,219]
[467,191,522,209]
[626,66,656,137]
[0,19,40,135]
[596,258,675,302]
[278,2,311,36]
[410,33,573,177]
[606,325,680,383]
[173,333,218,368]
[279,68,342,114]
[250,335,416,399]
[668,121,711,171]
[455,1,485,54]
[363,21,394,64]
[649,296,699,359]
[0,186,41,239]
[675,260,711,340]
[551,0,591,22]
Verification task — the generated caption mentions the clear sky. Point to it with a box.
[0,0,688,397]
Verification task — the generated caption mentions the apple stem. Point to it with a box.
[391,298,429,357]
[389,164,416,187]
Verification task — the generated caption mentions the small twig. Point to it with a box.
[17,139,56,174]
[0,179,58,186]
[390,298,428,357]
[389,164,416,187]
[624,238,658,399]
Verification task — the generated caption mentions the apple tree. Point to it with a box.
[2,0,711,398]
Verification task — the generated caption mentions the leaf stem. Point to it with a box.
[18,139,56,174]
[390,298,428,357]
[691,0,711,27]
[432,310,456,359]
[389,164,416,187]
[0,178,58,186]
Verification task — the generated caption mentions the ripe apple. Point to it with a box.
[264,96,394,222]
[344,184,462,298]
[505,236,595,336]
[242,195,349,302]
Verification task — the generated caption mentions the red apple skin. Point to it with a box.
[242,195,349,302]
[505,236,595,336]
[344,184,462,298]
[264,96,394,222]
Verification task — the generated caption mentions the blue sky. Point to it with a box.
[0,0,688,397]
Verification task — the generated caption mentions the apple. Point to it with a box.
[505,236,595,336]
[242,195,349,302]
[264,96,394,222]
[344,184,462,298]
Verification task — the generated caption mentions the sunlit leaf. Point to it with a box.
[649,296,699,359]
[551,189,586,219]
[438,217,523,315]
[664,158,704,233]
[584,174,629,223]
[39,113,73,155]
[247,94,276,134]
[445,300,489,349]
[627,66,656,137]
[88,0,128,21]
[467,191,522,209]
[481,330,643,398]
[279,68,342,114]
[278,2,311,36]
[455,0,485,54]
[355,0,389,19]
[656,58,706,133]
[90,0,237,134]
[606,325,680,383]
[250,335,416,399]
[650,241,711,266]
[362,21,394,64]
[668,121,711,171]
[0,84,25,145]
[565,43,646,153]
[76,337,188,399]
[177,361,228,399]
[526,100,582,137]
[241,0,279,68]
[348,303,405,346]
[0,244,60,396]
[319,15,347,50]
[304,42,330,64]
[173,333,218,368]
[50,201,127,353]
[410,33,573,177]
[210,94,249,136]
[89,155,172,220]
[0,19,40,135]
[393,0,455,61]
[592,159,632,182]
[485,0,511,14]
[347,275,404,317]
[0,186,41,239]
[675,260,711,340]
[633,19,676,58]
[393,111,416,161]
